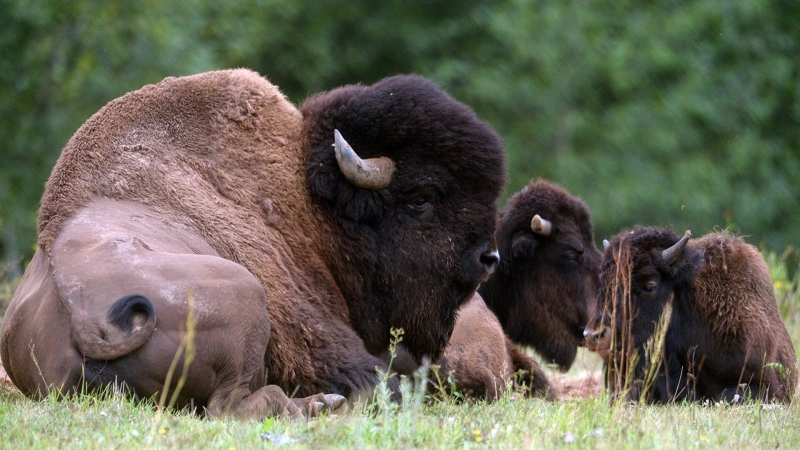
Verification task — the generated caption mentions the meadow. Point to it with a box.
[0,247,798,449]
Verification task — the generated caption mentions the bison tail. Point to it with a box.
[72,294,157,361]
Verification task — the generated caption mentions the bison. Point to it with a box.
[0,69,506,418]
[584,228,797,403]
[479,179,602,371]
[379,293,553,401]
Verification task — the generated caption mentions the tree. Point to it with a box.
[1,0,799,275]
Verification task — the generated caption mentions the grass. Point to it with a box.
[0,248,798,449]
[2,385,800,449]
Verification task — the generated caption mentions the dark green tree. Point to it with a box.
[1,0,799,276]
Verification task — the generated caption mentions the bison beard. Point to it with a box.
[0,69,506,418]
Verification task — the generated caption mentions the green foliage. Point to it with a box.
[1,0,799,272]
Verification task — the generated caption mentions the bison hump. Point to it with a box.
[689,233,776,346]
[38,69,303,254]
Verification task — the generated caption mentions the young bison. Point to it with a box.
[585,228,797,403]
[479,179,602,371]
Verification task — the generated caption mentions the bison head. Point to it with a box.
[585,227,701,398]
[302,75,505,362]
[479,179,601,371]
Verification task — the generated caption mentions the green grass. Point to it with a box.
[2,385,800,449]
[0,248,798,449]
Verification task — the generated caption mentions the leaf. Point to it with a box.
[261,416,275,433]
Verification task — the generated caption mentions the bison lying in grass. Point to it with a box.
[380,294,553,401]
[479,179,602,371]
[382,178,602,401]
[0,69,506,418]
[585,228,797,403]
[390,179,599,401]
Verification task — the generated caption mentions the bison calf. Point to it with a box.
[585,228,797,403]
[479,179,602,371]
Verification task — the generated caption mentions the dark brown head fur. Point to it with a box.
[303,75,506,362]
[479,179,601,371]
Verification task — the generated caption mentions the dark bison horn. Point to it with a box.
[603,239,610,251]
[530,214,552,236]
[662,230,692,264]
[333,130,396,190]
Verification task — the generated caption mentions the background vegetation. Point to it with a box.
[2,0,799,278]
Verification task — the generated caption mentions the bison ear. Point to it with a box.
[511,232,539,259]
[672,247,703,285]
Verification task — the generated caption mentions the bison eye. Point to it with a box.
[411,197,428,209]
[407,196,433,221]
[563,249,583,264]
[642,282,657,295]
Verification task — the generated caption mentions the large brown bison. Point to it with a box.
[0,69,506,418]
[479,179,602,371]
[584,228,797,403]
[379,293,552,401]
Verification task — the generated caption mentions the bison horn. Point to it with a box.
[662,230,692,265]
[530,214,552,236]
[603,239,610,251]
[333,129,396,190]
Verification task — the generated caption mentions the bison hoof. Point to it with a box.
[292,392,347,418]
[324,394,346,409]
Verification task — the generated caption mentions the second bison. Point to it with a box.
[479,179,602,371]
[585,228,796,403]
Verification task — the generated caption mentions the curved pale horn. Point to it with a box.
[333,130,396,190]
[603,239,610,251]
[662,230,692,264]
[530,214,552,236]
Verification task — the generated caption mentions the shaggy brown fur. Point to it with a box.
[380,294,552,401]
[480,179,602,371]
[586,228,797,403]
[0,69,506,417]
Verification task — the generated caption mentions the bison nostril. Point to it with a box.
[480,250,500,275]
[583,327,606,342]
[583,329,598,342]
